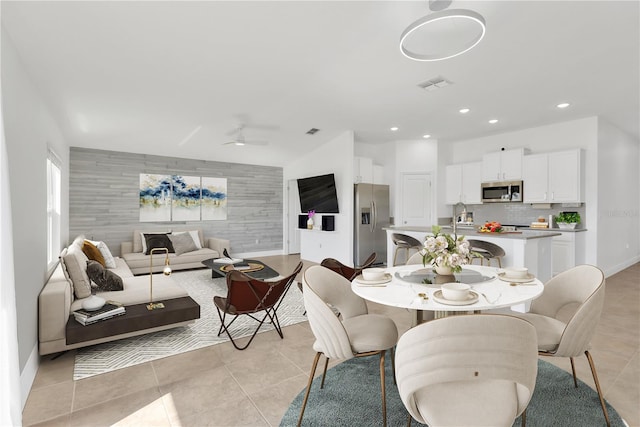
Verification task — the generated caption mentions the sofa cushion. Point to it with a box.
[82,240,105,266]
[96,241,117,268]
[70,275,189,311]
[62,245,92,299]
[134,230,168,254]
[168,232,198,255]
[144,233,175,255]
[173,230,203,249]
[86,260,124,292]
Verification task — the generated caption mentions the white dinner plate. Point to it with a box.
[432,290,479,306]
[354,273,392,286]
[497,272,536,283]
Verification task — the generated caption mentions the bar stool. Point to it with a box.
[392,233,423,266]
[467,239,505,268]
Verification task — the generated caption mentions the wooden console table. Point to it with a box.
[66,296,200,345]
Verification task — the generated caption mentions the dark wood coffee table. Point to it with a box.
[66,296,200,345]
[201,258,280,280]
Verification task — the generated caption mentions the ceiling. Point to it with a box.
[2,1,638,167]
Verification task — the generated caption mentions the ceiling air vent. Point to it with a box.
[418,76,452,92]
[306,128,320,135]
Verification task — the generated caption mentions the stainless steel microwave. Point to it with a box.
[481,181,523,203]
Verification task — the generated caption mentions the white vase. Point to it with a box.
[434,265,453,276]
[307,218,314,230]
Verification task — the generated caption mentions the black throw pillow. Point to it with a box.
[86,260,124,292]
[144,233,175,255]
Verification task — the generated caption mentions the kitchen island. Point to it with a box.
[384,226,561,282]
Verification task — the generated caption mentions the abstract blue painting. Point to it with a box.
[172,175,201,221]
[139,174,172,222]
[202,177,227,220]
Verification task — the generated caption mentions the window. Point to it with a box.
[47,150,61,268]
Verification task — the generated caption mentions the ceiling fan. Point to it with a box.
[223,124,269,146]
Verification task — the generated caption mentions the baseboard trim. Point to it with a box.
[20,344,39,409]
[235,249,284,258]
[604,256,640,278]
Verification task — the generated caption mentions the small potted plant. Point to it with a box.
[555,212,581,229]
[306,210,316,229]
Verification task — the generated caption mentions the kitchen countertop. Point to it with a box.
[384,225,562,240]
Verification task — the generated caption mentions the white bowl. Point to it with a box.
[504,267,529,279]
[441,283,471,301]
[361,267,386,281]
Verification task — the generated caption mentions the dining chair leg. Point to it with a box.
[379,351,387,427]
[521,408,527,427]
[297,352,322,427]
[393,247,400,266]
[320,356,330,389]
[569,357,578,387]
[406,412,412,427]
[585,350,611,427]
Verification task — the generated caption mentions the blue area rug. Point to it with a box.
[281,355,625,427]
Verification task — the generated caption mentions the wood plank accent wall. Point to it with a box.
[70,148,283,256]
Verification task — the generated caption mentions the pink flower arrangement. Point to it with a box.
[307,210,316,219]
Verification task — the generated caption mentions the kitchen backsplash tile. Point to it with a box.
[465,203,586,227]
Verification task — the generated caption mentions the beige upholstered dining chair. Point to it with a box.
[395,314,538,427]
[297,265,398,427]
[405,252,424,265]
[510,264,611,426]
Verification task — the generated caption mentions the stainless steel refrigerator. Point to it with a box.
[354,183,390,266]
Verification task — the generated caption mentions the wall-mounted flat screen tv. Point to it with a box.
[297,173,339,213]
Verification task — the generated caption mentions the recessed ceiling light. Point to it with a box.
[390,127,399,131]
[423,134,431,139]
[234,142,245,146]
[459,108,470,114]
[556,102,570,109]
[488,119,499,124]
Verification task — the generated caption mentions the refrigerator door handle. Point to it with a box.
[371,200,376,232]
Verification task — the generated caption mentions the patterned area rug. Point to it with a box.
[73,269,307,380]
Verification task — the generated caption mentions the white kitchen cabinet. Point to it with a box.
[354,156,373,183]
[523,154,549,202]
[445,162,482,204]
[523,149,583,203]
[482,148,524,182]
[373,165,385,184]
[548,149,584,202]
[552,231,586,276]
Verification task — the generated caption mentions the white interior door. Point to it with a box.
[287,179,301,254]
[400,173,432,227]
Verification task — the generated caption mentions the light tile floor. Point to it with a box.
[23,257,639,426]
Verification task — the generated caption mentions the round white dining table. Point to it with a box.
[351,264,544,325]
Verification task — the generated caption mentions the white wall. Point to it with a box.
[597,118,640,275]
[284,131,354,264]
[1,30,69,392]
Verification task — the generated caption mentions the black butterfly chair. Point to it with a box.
[214,261,303,350]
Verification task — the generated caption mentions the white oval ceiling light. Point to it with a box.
[423,134,431,139]
[400,8,486,62]
[557,102,571,109]
[488,119,499,124]
[390,126,399,131]
[459,108,470,114]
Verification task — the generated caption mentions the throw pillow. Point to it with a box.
[63,245,92,299]
[144,233,175,255]
[88,240,117,269]
[139,231,167,253]
[168,232,198,256]
[82,240,106,267]
[86,260,124,292]
[173,230,203,249]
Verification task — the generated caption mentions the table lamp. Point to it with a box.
[148,247,171,310]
